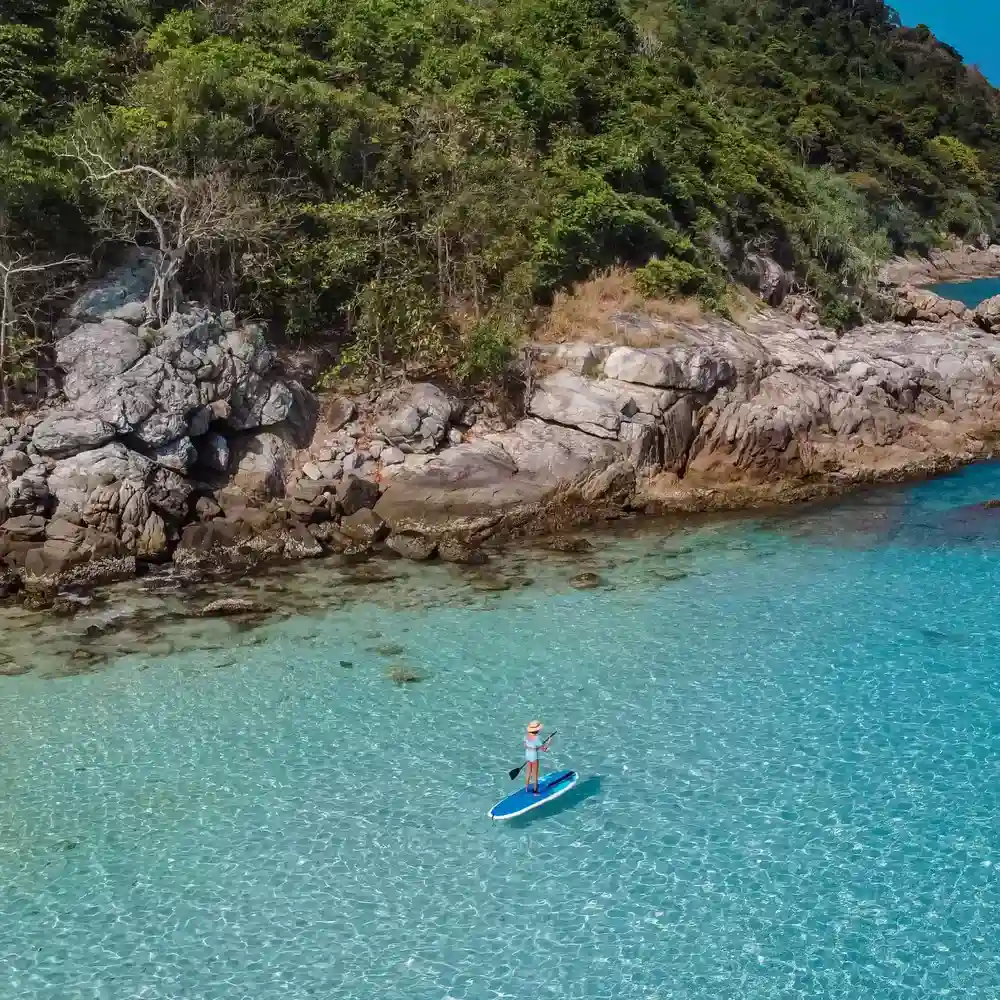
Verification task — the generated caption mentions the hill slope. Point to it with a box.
[1,0,998,382]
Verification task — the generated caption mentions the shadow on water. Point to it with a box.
[500,775,603,829]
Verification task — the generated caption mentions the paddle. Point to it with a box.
[508,732,558,780]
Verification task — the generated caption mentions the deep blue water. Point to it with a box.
[7,465,1000,998]
[930,276,1000,307]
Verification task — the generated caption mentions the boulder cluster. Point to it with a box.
[6,252,1000,601]
[0,259,321,597]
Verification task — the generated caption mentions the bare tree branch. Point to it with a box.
[65,136,273,326]
[0,230,85,412]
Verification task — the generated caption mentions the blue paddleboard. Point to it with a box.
[489,770,579,821]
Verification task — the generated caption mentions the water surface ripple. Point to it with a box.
[5,465,1000,999]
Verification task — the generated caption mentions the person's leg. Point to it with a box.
[525,760,531,791]
[531,760,539,793]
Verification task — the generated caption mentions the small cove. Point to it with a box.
[928,275,1000,306]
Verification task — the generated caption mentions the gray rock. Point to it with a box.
[528,371,624,438]
[57,320,148,401]
[135,410,188,448]
[324,396,356,432]
[227,377,293,431]
[380,403,421,440]
[381,446,405,466]
[32,414,116,457]
[619,418,661,470]
[230,429,295,498]
[187,405,215,438]
[744,254,790,306]
[974,295,1000,334]
[336,475,380,516]
[387,532,438,561]
[603,346,737,392]
[546,342,613,376]
[2,514,47,541]
[151,436,197,473]
[48,444,152,514]
[340,508,386,544]
[377,383,460,452]
[302,462,323,481]
[82,479,150,536]
[198,433,230,472]
[45,518,85,544]
[661,396,697,470]
[146,466,193,521]
[6,466,51,517]
[1,448,30,478]
[67,254,155,326]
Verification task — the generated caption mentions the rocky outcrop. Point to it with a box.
[8,242,1000,595]
[894,285,972,326]
[742,254,791,306]
[974,295,1000,334]
[880,241,1000,287]
[370,309,1000,545]
[0,259,333,597]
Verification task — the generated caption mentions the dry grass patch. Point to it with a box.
[535,268,714,346]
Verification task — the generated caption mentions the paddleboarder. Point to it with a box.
[524,720,550,794]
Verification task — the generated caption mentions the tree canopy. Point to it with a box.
[1,0,998,378]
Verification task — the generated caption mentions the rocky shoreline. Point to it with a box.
[879,241,1000,287]
[3,249,1000,613]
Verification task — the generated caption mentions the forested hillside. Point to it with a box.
[1,0,998,384]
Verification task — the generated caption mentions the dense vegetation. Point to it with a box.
[1,0,999,385]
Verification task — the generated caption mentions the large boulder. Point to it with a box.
[6,467,51,517]
[136,512,169,561]
[48,444,152,515]
[44,304,314,476]
[374,420,628,538]
[21,531,135,593]
[151,436,197,473]
[67,254,155,326]
[603,346,737,392]
[32,414,116,457]
[974,294,1000,334]
[229,428,296,499]
[377,383,462,453]
[335,474,380,516]
[57,320,147,401]
[82,480,152,547]
[895,285,971,325]
[527,371,626,438]
[743,254,790,306]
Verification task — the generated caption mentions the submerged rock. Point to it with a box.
[199,598,262,617]
[386,664,425,684]
[549,536,593,554]
[386,532,438,561]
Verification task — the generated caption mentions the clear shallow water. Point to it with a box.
[930,276,1000,306]
[6,469,1000,998]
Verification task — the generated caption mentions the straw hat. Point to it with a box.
[527,720,543,733]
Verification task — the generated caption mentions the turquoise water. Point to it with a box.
[6,468,1000,999]
[930,276,1000,306]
